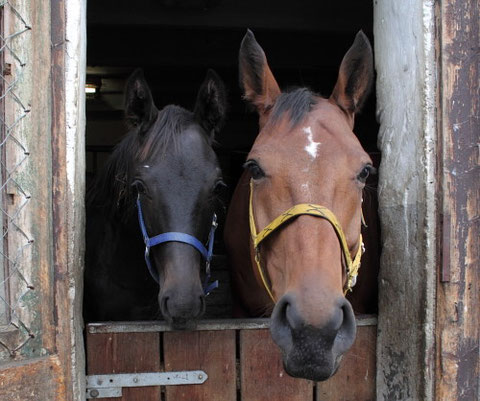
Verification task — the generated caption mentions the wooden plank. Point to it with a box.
[86,332,161,401]
[240,329,313,401]
[89,318,270,334]
[0,356,67,401]
[163,330,236,401]
[316,325,376,401]
[87,316,377,334]
[436,0,480,400]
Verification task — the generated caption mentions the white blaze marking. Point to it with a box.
[303,126,321,159]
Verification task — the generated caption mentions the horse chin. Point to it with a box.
[282,350,342,382]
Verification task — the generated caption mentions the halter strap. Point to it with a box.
[136,197,219,295]
[248,180,363,302]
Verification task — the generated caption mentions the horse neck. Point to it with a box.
[225,171,274,317]
[87,201,143,264]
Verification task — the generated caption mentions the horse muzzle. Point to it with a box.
[159,281,206,330]
[270,293,356,381]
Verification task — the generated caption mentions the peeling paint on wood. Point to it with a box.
[374,0,437,399]
[0,356,67,400]
[436,0,480,399]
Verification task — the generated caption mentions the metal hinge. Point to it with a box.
[86,370,208,399]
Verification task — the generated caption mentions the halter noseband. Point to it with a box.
[136,196,219,296]
[248,180,364,303]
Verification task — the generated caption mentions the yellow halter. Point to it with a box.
[248,180,364,303]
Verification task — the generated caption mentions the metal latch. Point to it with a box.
[86,370,208,399]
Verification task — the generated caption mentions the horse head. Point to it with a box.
[125,69,227,328]
[233,30,373,380]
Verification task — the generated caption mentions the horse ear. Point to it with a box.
[330,31,374,124]
[239,29,281,115]
[194,69,227,140]
[124,69,158,132]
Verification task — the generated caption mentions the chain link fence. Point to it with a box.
[0,0,33,359]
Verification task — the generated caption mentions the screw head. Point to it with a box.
[90,389,99,398]
[198,374,203,380]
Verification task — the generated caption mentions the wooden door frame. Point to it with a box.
[374,1,437,400]
[0,0,85,400]
[435,0,479,399]
[51,0,86,399]
[374,1,479,400]
[61,1,478,400]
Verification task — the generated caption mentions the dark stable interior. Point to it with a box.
[86,0,380,318]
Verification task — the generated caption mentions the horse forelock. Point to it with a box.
[136,105,194,162]
[270,88,317,128]
[87,105,196,220]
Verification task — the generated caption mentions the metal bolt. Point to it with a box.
[90,389,99,398]
[198,374,203,380]
[133,377,138,383]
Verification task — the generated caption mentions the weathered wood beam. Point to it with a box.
[436,0,480,399]
[374,0,437,399]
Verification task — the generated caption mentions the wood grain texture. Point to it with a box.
[163,330,236,401]
[317,325,376,401]
[0,356,67,400]
[86,332,161,401]
[240,329,313,401]
[0,0,73,399]
[437,0,480,400]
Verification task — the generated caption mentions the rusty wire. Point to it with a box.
[0,0,33,359]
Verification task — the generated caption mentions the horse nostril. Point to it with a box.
[333,299,356,354]
[270,294,295,353]
[198,295,206,317]
[331,304,344,332]
[285,303,296,330]
[275,295,290,328]
[160,295,170,318]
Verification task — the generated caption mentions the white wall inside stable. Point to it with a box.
[374,1,437,400]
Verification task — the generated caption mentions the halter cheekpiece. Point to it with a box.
[136,196,219,295]
[248,180,364,302]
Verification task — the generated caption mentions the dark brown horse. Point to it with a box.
[85,69,227,328]
[224,30,374,381]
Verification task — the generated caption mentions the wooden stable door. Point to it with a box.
[86,317,376,401]
[0,0,83,400]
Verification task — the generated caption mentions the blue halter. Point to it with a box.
[136,196,219,296]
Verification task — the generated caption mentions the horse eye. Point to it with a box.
[132,180,147,195]
[214,179,227,194]
[244,160,265,180]
[357,165,374,183]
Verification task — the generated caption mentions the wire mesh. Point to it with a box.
[0,0,33,359]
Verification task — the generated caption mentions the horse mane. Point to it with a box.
[87,105,195,220]
[270,87,317,127]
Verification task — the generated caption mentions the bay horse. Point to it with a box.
[224,30,374,381]
[84,69,227,328]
